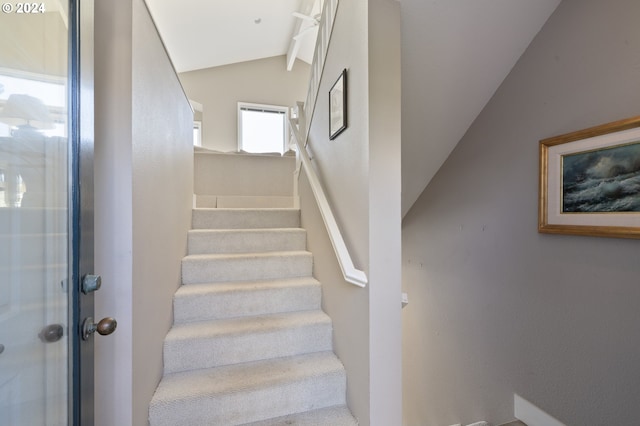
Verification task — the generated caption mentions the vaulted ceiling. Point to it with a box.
[145,0,321,73]
[144,0,562,216]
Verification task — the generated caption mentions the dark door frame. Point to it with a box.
[69,0,95,423]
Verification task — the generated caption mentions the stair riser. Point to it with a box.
[182,253,312,284]
[149,371,347,426]
[215,196,296,208]
[195,195,297,209]
[188,229,306,255]
[242,406,358,426]
[164,323,332,373]
[173,283,321,323]
[192,209,300,230]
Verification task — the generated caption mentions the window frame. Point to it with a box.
[237,102,289,154]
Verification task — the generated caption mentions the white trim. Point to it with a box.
[287,0,319,71]
[189,99,203,112]
[514,394,566,426]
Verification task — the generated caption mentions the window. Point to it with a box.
[193,121,202,146]
[237,102,289,154]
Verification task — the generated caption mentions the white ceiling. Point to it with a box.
[145,0,320,73]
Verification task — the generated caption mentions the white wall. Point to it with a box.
[302,0,370,422]
[194,152,294,197]
[299,1,402,424]
[402,0,640,424]
[94,1,133,423]
[94,1,193,425]
[298,170,371,424]
[367,0,402,423]
[179,56,310,152]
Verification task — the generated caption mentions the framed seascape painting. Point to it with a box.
[329,69,347,140]
[539,115,640,239]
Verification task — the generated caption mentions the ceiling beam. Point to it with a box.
[286,0,318,71]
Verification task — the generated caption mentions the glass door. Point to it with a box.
[0,1,94,424]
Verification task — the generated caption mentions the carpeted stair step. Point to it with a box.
[215,195,296,208]
[188,228,306,255]
[181,251,313,284]
[192,208,300,230]
[195,195,296,208]
[240,405,358,425]
[173,277,321,323]
[149,351,347,426]
[163,310,333,374]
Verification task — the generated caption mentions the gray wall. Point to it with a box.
[179,56,310,152]
[399,0,560,217]
[367,0,402,423]
[402,0,640,425]
[299,1,402,424]
[94,1,194,425]
[302,1,370,422]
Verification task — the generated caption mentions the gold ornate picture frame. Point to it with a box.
[539,116,640,239]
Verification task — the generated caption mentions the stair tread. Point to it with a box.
[151,351,344,404]
[183,250,312,261]
[240,405,357,426]
[175,277,321,297]
[173,277,321,323]
[193,208,300,212]
[181,250,313,284]
[152,205,354,425]
[166,310,331,341]
[188,228,307,254]
[188,227,305,234]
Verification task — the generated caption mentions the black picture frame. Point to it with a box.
[329,69,347,140]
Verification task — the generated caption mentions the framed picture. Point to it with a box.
[329,69,347,140]
[539,115,640,239]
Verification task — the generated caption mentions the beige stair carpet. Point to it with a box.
[149,207,357,425]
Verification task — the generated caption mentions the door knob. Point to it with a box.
[82,317,117,341]
[39,324,64,343]
[82,274,102,294]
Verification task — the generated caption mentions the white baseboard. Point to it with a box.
[514,394,565,426]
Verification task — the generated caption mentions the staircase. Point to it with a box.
[149,206,358,425]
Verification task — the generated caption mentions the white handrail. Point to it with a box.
[289,117,368,288]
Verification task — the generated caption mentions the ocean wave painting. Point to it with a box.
[562,142,640,213]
